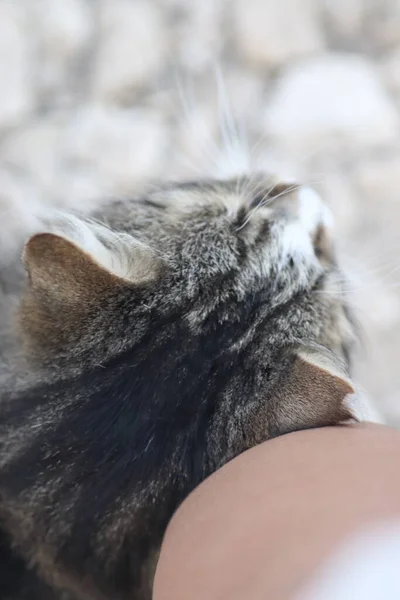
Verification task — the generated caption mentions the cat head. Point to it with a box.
[20,176,357,447]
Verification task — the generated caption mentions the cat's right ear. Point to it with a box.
[273,347,356,433]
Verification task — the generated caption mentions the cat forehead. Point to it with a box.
[146,176,286,215]
[144,177,306,225]
[149,179,247,214]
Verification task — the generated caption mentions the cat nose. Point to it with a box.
[269,184,334,234]
[297,187,335,261]
[272,184,335,262]
[297,187,334,235]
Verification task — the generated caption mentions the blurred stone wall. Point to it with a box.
[1,0,400,421]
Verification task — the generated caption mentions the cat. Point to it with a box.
[0,175,380,599]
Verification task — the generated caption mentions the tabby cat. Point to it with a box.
[0,176,377,599]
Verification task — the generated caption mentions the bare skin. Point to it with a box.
[154,424,400,600]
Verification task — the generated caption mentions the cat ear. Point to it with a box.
[274,348,356,434]
[20,225,160,360]
[24,232,123,302]
[23,225,159,299]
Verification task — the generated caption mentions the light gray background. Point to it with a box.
[1,0,399,423]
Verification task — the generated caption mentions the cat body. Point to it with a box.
[0,177,376,599]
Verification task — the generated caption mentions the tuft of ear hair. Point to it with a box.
[274,347,356,434]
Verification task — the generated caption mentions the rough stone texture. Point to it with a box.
[176,1,223,72]
[322,0,365,38]
[381,48,400,98]
[33,0,93,104]
[93,0,166,102]
[367,0,400,51]
[1,117,66,199]
[264,54,400,154]
[1,0,400,423]
[233,0,324,67]
[0,1,33,129]
[65,106,167,194]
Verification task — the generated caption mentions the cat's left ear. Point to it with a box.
[273,348,356,433]
[22,229,158,302]
[20,225,161,359]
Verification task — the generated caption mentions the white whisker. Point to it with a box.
[214,64,251,178]
[174,72,225,177]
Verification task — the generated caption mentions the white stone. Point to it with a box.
[1,117,65,198]
[354,155,400,206]
[177,1,223,72]
[65,105,168,194]
[33,0,93,99]
[35,0,92,60]
[381,48,400,96]
[264,54,400,152]
[233,0,324,67]
[0,114,111,215]
[0,1,33,129]
[368,2,400,50]
[93,0,165,102]
[322,0,364,37]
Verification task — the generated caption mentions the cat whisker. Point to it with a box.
[177,156,216,179]
[174,73,227,178]
[316,280,400,297]
[215,64,251,178]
